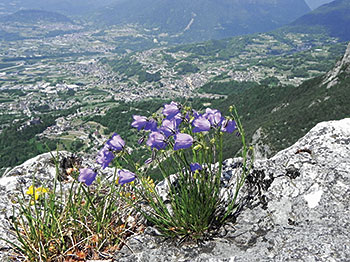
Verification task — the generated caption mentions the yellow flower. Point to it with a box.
[141,176,155,193]
[26,185,49,201]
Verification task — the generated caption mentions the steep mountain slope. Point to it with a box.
[0,10,72,24]
[290,0,350,40]
[97,0,311,42]
[322,39,350,87]
[217,42,350,158]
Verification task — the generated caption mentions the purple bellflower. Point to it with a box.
[190,163,203,172]
[192,116,211,133]
[79,168,97,186]
[204,108,223,127]
[174,133,193,150]
[146,131,167,150]
[203,108,218,116]
[144,119,158,131]
[107,133,125,151]
[163,101,180,119]
[131,115,148,131]
[221,119,237,133]
[131,115,158,131]
[174,112,184,125]
[96,145,114,169]
[159,119,178,137]
[117,169,136,185]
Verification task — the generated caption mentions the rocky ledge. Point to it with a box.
[1,118,349,261]
[116,118,350,262]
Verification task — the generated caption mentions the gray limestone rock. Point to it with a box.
[115,118,350,262]
[1,118,349,261]
[322,42,350,88]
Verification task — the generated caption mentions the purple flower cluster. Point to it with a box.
[79,132,138,186]
[192,108,236,133]
[131,102,237,152]
[96,133,125,169]
[78,102,237,187]
[132,102,193,151]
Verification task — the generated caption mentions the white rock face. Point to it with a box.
[303,183,323,208]
[251,127,272,160]
[116,118,350,262]
[322,42,350,88]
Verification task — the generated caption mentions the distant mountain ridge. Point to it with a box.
[96,0,311,42]
[305,0,334,9]
[0,0,116,16]
[289,0,350,40]
[0,9,72,24]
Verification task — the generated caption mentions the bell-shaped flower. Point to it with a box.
[204,108,223,127]
[79,168,97,186]
[221,119,237,133]
[144,119,158,131]
[107,133,125,151]
[131,115,148,131]
[96,145,114,169]
[174,133,193,150]
[159,119,178,138]
[163,101,180,119]
[203,108,218,116]
[190,163,203,172]
[174,112,184,125]
[192,116,211,133]
[146,131,167,150]
[117,169,136,185]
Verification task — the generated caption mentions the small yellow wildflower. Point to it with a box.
[141,176,155,193]
[193,170,201,179]
[26,185,49,201]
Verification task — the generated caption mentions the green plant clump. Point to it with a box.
[4,102,252,261]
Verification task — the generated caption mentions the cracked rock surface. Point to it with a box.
[115,118,350,262]
[0,118,349,261]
